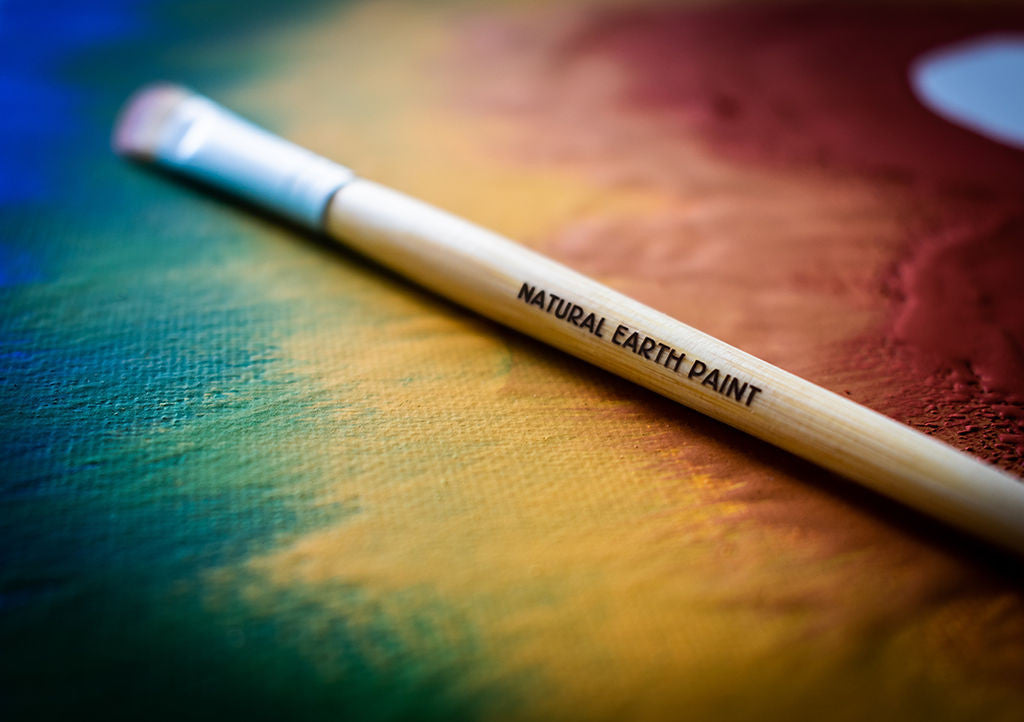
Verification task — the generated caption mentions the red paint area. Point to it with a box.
[458,3,1024,471]
[896,212,1024,400]
[567,5,1024,191]
[567,4,1024,397]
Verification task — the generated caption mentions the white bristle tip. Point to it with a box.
[112,83,193,160]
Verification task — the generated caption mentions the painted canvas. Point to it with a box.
[2,1,1024,719]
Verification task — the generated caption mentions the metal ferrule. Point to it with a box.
[151,92,354,229]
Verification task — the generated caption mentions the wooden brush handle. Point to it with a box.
[327,179,1024,554]
[115,84,1024,554]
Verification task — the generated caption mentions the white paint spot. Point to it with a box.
[911,34,1024,150]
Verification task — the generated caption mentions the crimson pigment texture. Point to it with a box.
[456,2,1024,472]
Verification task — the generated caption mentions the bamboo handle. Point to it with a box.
[327,179,1024,554]
[114,84,1024,555]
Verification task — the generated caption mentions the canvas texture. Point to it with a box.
[2,1,1024,720]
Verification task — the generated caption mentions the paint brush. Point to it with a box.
[114,84,1024,555]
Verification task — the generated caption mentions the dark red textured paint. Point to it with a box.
[567,4,1024,191]
[894,211,1024,399]
[480,3,1024,473]
[569,5,1024,403]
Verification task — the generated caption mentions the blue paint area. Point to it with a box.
[0,2,489,719]
[0,241,42,286]
[0,275,326,582]
[0,0,142,203]
[0,0,338,586]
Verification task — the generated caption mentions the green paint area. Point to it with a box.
[0,2,493,718]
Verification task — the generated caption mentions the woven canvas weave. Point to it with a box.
[3,1,1024,720]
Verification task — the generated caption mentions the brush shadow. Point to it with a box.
[128,160,1024,583]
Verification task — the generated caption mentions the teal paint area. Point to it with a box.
[0,2,489,719]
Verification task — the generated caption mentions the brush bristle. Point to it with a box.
[112,83,193,160]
